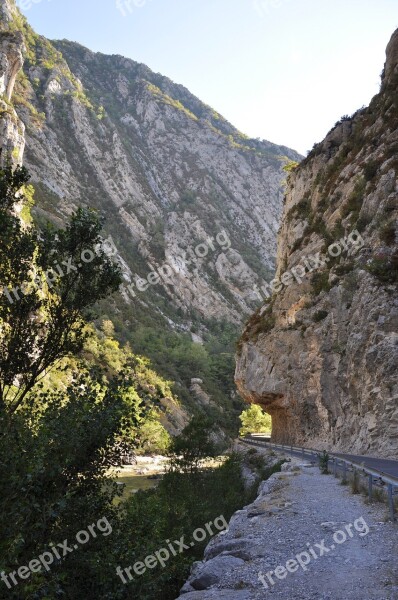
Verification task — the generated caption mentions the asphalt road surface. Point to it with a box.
[246,437,398,479]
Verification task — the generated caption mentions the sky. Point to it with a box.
[18,0,398,155]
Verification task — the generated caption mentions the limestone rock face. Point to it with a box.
[236,29,398,458]
[0,28,25,162]
[8,29,300,327]
[0,31,24,100]
[0,0,16,24]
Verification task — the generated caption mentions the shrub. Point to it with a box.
[380,220,396,246]
[311,271,331,296]
[240,304,276,344]
[367,256,398,284]
[331,220,345,239]
[351,469,361,494]
[342,177,366,220]
[356,214,372,232]
[318,450,330,474]
[363,160,380,181]
[286,196,311,222]
[334,261,354,276]
[180,189,197,206]
[313,310,328,322]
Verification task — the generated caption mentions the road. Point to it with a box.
[246,437,398,480]
[333,452,398,479]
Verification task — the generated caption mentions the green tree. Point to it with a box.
[136,409,171,453]
[170,416,220,473]
[0,160,141,599]
[239,404,272,436]
[0,161,122,413]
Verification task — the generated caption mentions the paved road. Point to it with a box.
[246,437,398,480]
[333,452,398,479]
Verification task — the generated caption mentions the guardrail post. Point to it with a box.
[302,447,305,459]
[388,484,395,521]
[368,474,373,501]
[343,461,347,483]
[334,459,337,477]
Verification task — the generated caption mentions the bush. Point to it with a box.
[313,310,328,322]
[380,220,396,246]
[311,271,332,296]
[356,214,372,232]
[342,177,366,220]
[351,469,361,494]
[286,196,311,222]
[240,304,276,345]
[180,189,197,206]
[334,261,354,276]
[363,160,380,181]
[114,453,261,600]
[318,450,330,474]
[367,256,398,284]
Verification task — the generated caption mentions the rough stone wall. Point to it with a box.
[236,30,398,458]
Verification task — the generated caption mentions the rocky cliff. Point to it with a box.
[236,30,398,458]
[17,35,299,323]
[0,0,24,163]
[0,0,301,424]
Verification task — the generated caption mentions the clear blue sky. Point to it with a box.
[18,0,397,154]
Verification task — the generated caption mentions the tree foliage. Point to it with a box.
[0,161,122,412]
[239,404,272,436]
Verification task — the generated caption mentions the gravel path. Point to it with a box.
[178,455,398,599]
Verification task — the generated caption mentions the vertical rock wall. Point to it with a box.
[236,30,398,458]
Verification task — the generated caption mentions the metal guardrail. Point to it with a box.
[242,435,398,521]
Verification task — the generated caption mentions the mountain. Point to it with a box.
[236,29,398,457]
[0,0,301,427]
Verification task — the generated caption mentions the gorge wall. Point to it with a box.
[236,29,398,458]
[0,0,300,424]
[3,1,301,327]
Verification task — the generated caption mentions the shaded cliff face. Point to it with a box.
[236,30,398,458]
